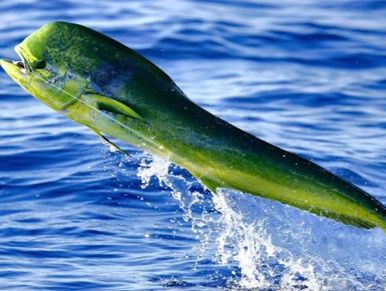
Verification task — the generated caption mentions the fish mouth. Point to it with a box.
[13,60,25,70]
[0,45,32,75]
[14,45,32,74]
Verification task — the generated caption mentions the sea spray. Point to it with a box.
[136,154,386,290]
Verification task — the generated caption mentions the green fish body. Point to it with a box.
[1,22,385,231]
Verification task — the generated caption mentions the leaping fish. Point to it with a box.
[1,22,385,231]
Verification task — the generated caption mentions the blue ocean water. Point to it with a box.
[0,0,386,289]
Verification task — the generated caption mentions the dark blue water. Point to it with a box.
[1,0,386,290]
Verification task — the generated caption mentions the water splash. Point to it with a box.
[137,154,171,189]
[209,190,324,290]
[136,154,386,290]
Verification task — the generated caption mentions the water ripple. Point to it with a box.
[0,0,385,290]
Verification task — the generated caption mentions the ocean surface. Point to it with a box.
[1,0,386,290]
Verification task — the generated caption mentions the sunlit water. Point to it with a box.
[0,0,386,290]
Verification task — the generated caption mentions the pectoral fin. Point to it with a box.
[90,127,132,157]
[85,93,142,119]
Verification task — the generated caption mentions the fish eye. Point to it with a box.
[34,60,46,70]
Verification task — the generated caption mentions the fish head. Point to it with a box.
[1,21,178,114]
[0,22,94,111]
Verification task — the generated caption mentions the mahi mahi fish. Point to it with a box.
[1,21,385,231]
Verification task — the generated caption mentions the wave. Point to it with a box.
[137,154,386,289]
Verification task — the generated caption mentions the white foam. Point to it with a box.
[136,154,386,290]
[136,154,170,189]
